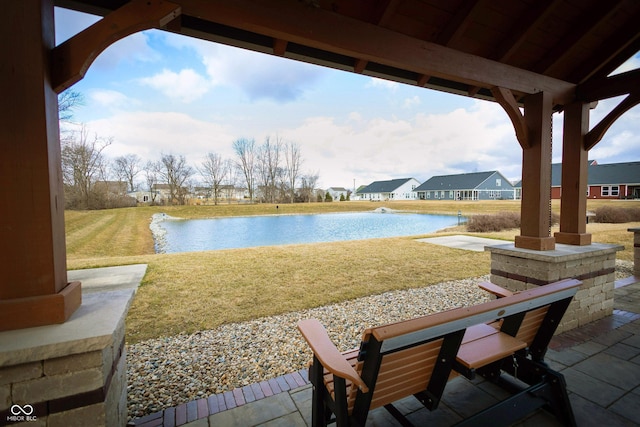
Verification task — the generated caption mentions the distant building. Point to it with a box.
[357,178,420,201]
[550,161,640,199]
[327,187,349,201]
[415,171,515,201]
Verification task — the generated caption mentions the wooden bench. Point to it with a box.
[298,278,581,427]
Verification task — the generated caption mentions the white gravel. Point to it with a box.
[126,259,635,419]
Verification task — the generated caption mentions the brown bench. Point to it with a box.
[298,278,581,426]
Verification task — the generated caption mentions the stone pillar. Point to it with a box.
[0,277,140,426]
[487,243,622,333]
[629,228,640,277]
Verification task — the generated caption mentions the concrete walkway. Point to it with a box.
[129,279,640,427]
[415,235,510,252]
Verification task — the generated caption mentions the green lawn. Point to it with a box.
[64,200,640,343]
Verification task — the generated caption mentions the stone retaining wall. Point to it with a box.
[487,243,622,333]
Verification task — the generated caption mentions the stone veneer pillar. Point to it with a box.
[0,265,143,427]
[486,243,622,333]
[628,228,640,277]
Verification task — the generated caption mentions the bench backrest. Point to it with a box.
[347,278,581,420]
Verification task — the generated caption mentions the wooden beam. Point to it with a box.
[489,0,556,63]
[434,0,482,46]
[416,74,430,87]
[533,0,624,77]
[273,38,287,56]
[555,102,591,246]
[567,9,640,84]
[584,91,640,150]
[354,58,368,73]
[516,91,555,251]
[51,0,181,93]
[1,0,81,330]
[576,68,640,103]
[174,0,576,105]
[491,87,529,149]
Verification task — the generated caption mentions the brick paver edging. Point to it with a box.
[127,368,310,427]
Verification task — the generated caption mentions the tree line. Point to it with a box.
[59,91,320,209]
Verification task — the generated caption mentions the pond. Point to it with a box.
[152,210,461,253]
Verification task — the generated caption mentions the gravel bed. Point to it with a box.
[126,260,635,419]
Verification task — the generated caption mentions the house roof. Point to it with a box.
[552,161,640,186]
[415,171,507,192]
[358,178,415,194]
[56,1,639,110]
[328,187,348,192]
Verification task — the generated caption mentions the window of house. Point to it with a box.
[449,190,453,199]
[496,178,502,187]
[440,190,445,198]
[426,192,430,199]
[602,186,618,196]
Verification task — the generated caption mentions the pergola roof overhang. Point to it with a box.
[54,0,640,109]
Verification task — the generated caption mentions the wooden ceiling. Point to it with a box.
[55,0,640,109]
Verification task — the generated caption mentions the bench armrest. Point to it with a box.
[298,319,369,393]
[479,282,514,298]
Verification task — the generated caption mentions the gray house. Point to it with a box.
[415,171,515,201]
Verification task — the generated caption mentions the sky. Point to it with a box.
[55,8,640,190]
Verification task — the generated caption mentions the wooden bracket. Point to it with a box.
[273,38,288,56]
[354,58,368,73]
[584,90,640,150]
[491,87,530,149]
[51,0,181,93]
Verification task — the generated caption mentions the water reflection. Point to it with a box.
[153,211,459,253]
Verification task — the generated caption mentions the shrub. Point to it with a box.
[466,212,520,232]
[593,206,640,223]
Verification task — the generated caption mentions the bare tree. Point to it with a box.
[233,138,257,203]
[143,160,160,204]
[61,124,111,209]
[157,153,194,205]
[199,152,227,205]
[300,171,319,203]
[222,158,240,203]
[257,136,283,203]
[113,154,141,192]
[58,90,84,122]
[284,141,303,203]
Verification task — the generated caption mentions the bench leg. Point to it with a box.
[461,356,576,427]
[310,356,330,427]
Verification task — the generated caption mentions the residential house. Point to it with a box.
[327,187,349,201]
[357,178,420,201]
[415,171,515,201]
[551,161,640,199]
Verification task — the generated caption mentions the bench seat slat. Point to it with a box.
[456,332,527,369]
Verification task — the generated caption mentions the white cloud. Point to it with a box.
[403,95,421,109]
[162,33,324,102]
[280,100,520,187]
[84,111,235,165]
[89,89,135,108]
[138,69,210,103]
[366,77,399,91]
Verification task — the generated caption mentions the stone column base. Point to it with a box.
[486,243,623,333]
[0,265,145,426]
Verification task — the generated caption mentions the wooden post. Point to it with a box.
[555,102,592,245]
[515,91,556,251]
[0,0,81,331]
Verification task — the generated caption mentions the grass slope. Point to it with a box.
[64,200,640,343]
